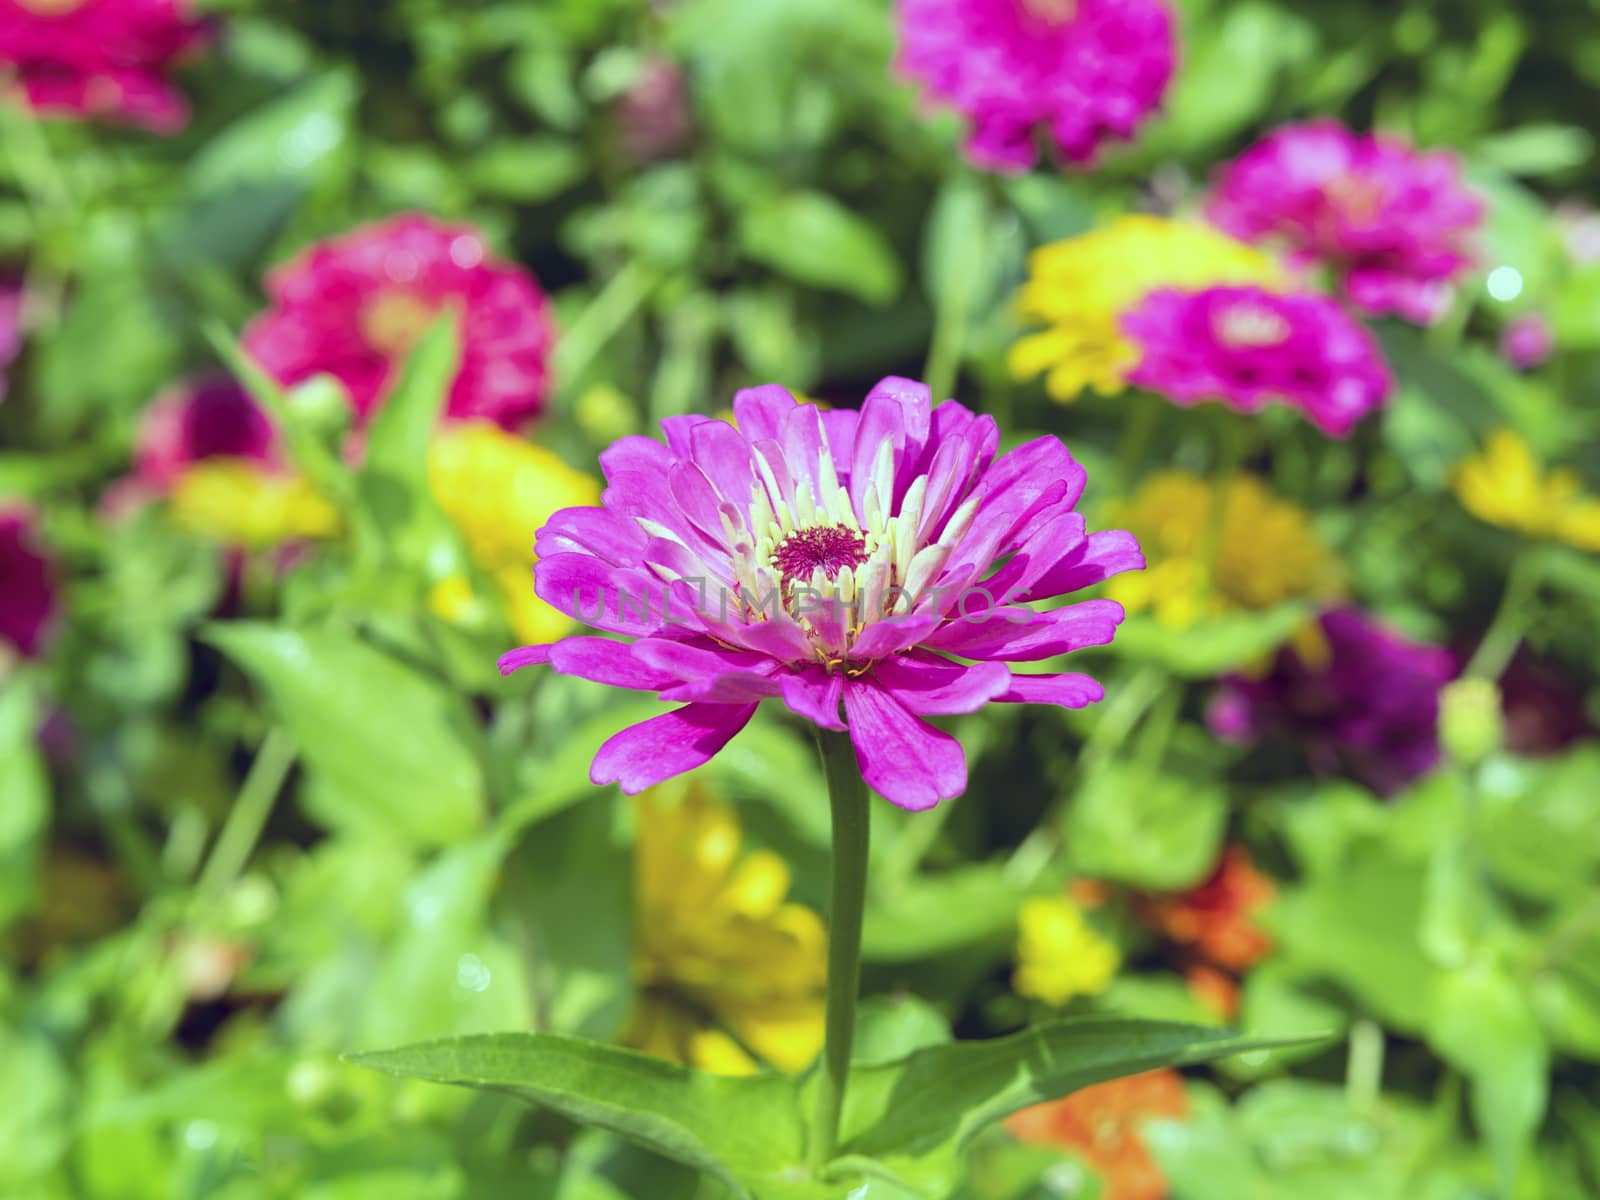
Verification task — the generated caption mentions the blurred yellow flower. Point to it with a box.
[625,783,826,1076]
[1014,896,1119,1006]
[1009,215,1280,402]
[1452,429,1600,552]
[169,460,340,547]
[426,421,601,644]
[1105,471,1339,628]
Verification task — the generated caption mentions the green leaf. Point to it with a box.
[854,996,953,1067]
[836,1018,1324,1189]
[469,138,587,202]
[1108,605,1313,677]
[1475,124,1595,177]
[863,863,1028,963]
[1426,960,1549,1195]
[204,623,485,846]
[739,191,902,305]
[347,1033,804,1199]
[354,311,472,576]
[188,70,355,193]
[0,682,48,927]
[1065,762,1227,890]
[501,795,634,1040]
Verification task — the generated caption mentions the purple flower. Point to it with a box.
[895,0,1177,173]
[134,376,281,489]
[500,379,1143,810]
[1208,608,1456,796]
[0,505,58,660]
[1120,285,1393,438]
[1207,120,1483,324]
[1499,314,1554,372]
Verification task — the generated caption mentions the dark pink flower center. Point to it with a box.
[360,291,439,357]
[771,525,868,587]
[1213,303,1291,349]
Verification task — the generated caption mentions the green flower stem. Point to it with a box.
[811,729,872,1173]
[1463,549,1541,682]
[196,727,297,899]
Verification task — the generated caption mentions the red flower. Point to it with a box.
[1008,1070,1188,1200]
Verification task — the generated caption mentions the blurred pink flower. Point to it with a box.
[895,0,1176,173]
[1209,608,1456,796]
[244,214,556,430]
[133,376,280,489]
[1499,314,1553,372]
[500,379,1142,810]
[1208,120,1483,324]
[1120,285,1393,437]
[0,0,211,133]
[0,504,57,659]
[616,56,692,164]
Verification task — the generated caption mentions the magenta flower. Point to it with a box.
[244,215,555,431]
[1499,314,1554,372]
[616,56,692,165]
[1121,285,1393,438]
[0,505,57,659]
[133,376,280,489]
[1208,608,1455,796]
[1207,120,1483,324]
[499,379,1143,810]
[0,0,211,133]
[895,0,1177,173]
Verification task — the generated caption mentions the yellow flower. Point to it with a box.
[1009,215,1280,402]
[426,422,602,643]
[1014,896,1119,1006]
[1105,471,1339,628]
[625,783,826,1076]
[1452,429,1600,552]
[168,460,340,547]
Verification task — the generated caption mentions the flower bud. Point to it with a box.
[1439,677,1504,765]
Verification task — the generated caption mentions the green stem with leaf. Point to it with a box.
[811,729,872,1173]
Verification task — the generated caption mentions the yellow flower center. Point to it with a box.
[359,291,438,357]
[1020,0,1078,24]
[1213,303,1291,349]
[1325,173,1386,225]
[17,0,88,13]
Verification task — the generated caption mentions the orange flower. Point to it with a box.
[1183,963,1240,1021]
[1138,845,1275,972]
[1007,1070,1188,1200]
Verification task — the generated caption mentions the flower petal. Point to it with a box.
[925,599,1126,661]
[997,672,1106,709]
[842,681,966,810]
[869,654,1012,715]
[590,703,759,793]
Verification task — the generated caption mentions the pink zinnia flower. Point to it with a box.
[895,0,1177,173]
[0,504,57,659]
[0,0,211,133]
[1207,120,1483,324]
[500,379,1143,810]
[1499,314,1553,372]
[1120,285,1393,438]
[1209,608,1455,796]
[244,214,556,430]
